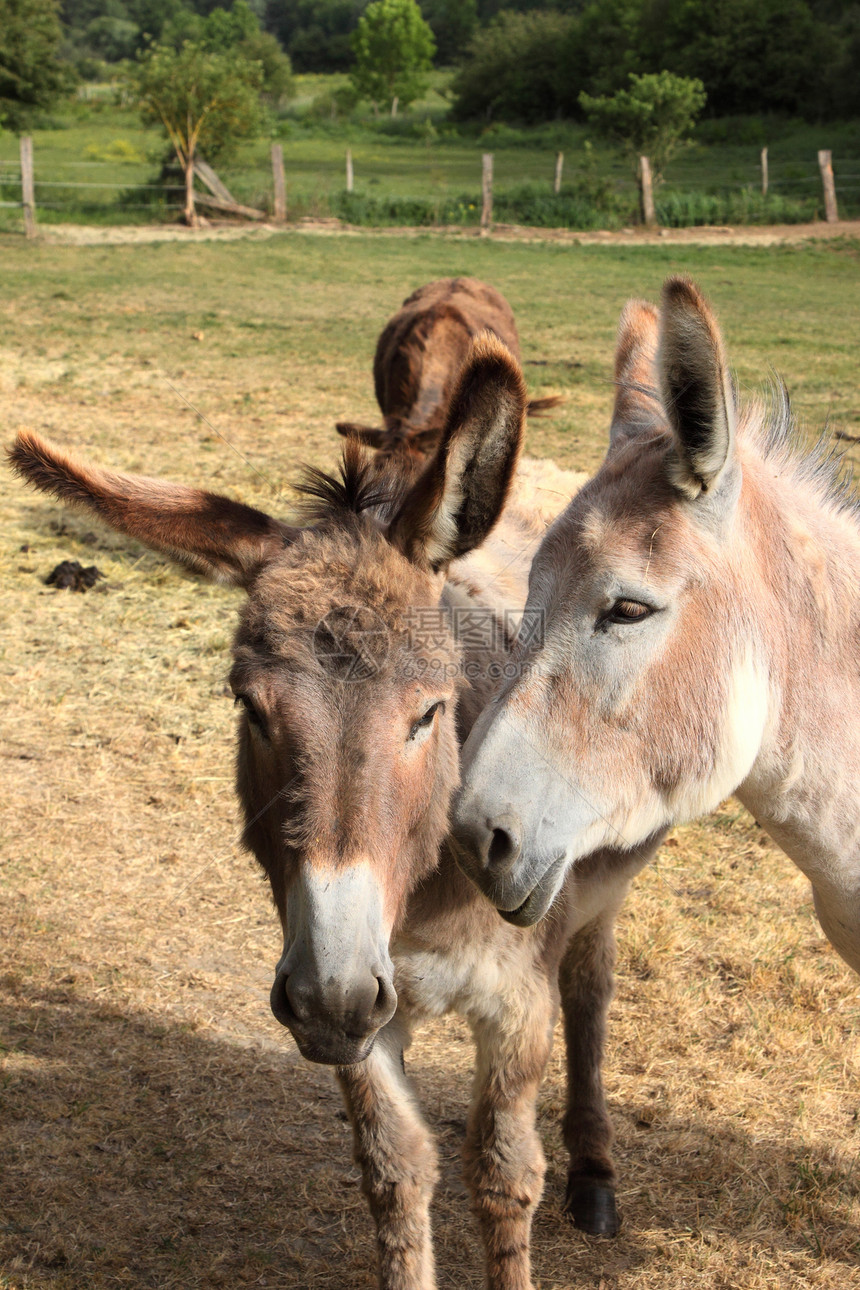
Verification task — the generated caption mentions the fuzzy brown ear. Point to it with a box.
[335,422,387,447]
[658,276,737,499]
[387,332,526,571]
[7,430,298,587]
[610,299,659,442]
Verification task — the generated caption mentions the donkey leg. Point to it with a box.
[338,1024,439,1290]
[464,981,554,1290]
[558,913,620,1237]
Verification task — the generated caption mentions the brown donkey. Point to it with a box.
[336,277,560,466]
[9,336,658,1288]
[454,277,860,966]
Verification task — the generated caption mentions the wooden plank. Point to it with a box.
[346,147,354,193]
[554,151,564,194]
[193,158,236,204]
[194,192,265,221]
[20,136,36,239]
[271,143,286,221]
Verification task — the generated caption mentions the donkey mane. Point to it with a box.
[294,438,405,525]
[748,382,860,521]
[618,371,859,521]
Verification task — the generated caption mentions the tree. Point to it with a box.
[350,0,435,116]
[579,71,706,181]
[135,40,263,225]
[420,0,478,65]
[451,9,575,122]
[162,1,294,104]
[0,0,70,132]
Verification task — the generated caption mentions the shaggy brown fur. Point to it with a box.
[336,278,561,468]
[8,335,630,1290]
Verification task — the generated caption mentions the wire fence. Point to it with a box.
[2,139,859,233]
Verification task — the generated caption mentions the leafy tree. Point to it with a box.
[350,0,435,115]
[451,9,575,122]
[419,0,477,64]
[579,71,706,180]
[135,39,263,224]
[0,0,71,131]
[264,1,366,74]
[161,1,293,102]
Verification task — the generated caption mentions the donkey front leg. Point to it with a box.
[464,981,554,1290]
[558,912,620,1237]
[338,1024,440,1290]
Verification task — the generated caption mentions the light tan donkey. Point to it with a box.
[9,337,658,1287]
[454,279,860,1042]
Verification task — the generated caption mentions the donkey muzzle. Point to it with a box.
[272,863,397,1065]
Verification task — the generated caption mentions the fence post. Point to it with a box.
[481,152,493,233]
[554,151,564,195]
[271,143,286,222]
[346,147,354,193]
[638,155,656,227]
[818,149,838,223]
[20,135,36,239]
[761,146,768,197]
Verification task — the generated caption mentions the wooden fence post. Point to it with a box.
[20,135,36,239]
[346,148,354,193]
[481,152,493,233]
[818,149,838,222]
[638,155,656,227]
[761,146,768,197]
[554,151,564,194]
[271,143,286,222]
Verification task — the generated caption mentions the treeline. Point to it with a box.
[51,0,860,122]
[453,1,860,122]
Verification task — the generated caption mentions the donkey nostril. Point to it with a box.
[489,827,516,868]
[371,973,397,1025]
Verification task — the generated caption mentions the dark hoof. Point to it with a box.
[564,1179,620,1237]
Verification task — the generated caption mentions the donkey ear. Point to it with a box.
[610,299,659,443]
[387,332,526,571]
[658,276,737,499]
[335,422,387,447]
[7,431,298,588]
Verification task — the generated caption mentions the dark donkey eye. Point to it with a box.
[235,693,266,733]
[605,600,653,625]
[409,702,443,740]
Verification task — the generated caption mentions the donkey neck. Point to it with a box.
[736,443,860,894]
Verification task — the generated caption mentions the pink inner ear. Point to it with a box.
[611,301,660,438]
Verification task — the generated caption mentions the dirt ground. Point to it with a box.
[35,215,860,249]
[1,233,859,1290]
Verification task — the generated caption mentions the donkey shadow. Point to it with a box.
[1,982,857,1289]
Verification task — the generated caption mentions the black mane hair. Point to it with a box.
[294,437,404,524]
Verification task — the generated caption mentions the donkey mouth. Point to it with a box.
[291,1027,378,1067]
[497,856,567,927]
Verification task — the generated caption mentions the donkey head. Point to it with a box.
[9,334,526,1064]
[453,278,766,925]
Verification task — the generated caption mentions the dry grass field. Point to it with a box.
[1,229,859,1290]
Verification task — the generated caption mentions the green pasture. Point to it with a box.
[1,231,857,478]
[1,77,858,230]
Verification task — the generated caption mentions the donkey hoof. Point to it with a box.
[564,1180,620,1237]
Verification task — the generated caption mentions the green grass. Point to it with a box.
[1,80,858,231]
[1,231,857,477]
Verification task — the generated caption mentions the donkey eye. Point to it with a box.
[409,702,443,740]
[605,600,652,625]
[235,693,265,732]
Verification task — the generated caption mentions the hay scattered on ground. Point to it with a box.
[2,236,859,1289]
